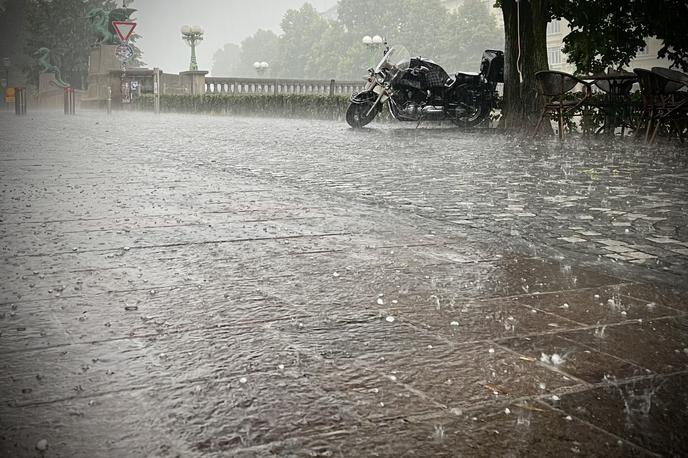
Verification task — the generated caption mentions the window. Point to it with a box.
[548,47,561,65]
[546,20,561,35]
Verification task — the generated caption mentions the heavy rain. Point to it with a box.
[1,0,687,457]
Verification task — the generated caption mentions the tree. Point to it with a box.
[211,43,240,76]
[498,0,550,128]
[554,0,688,73]
[236,29,280,77]
[274,4,331,78]
[10,0,144,90]
[441,0,503,72]
[495,0,688,128]
[0,0,31,86]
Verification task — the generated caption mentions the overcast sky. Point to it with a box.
[134,0,337,75]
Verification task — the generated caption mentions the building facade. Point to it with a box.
[545,19,670,74]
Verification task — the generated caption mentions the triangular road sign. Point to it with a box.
[112,21,137,42]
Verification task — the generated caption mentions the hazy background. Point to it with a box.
[135,0,337,74]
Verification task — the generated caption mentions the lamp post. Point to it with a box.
[362,35,385,68]
[253,61,269,76]
[181,25,204,71]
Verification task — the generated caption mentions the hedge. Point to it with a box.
[132,93,392,121]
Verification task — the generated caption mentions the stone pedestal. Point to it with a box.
[180,70,208,95]
[89,45,120,75]
[38,73,67,109]
[39,73,60,93]
[85,45,121,103]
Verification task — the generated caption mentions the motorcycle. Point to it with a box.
[346,46,504,128]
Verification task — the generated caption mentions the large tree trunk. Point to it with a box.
[500,0,550,129]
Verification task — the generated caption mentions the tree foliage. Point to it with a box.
[211,0,503,79]
[553,0,688,73]
[0,0,144,90]
[494,0,688,127]
[211,43,240,77]
[236,29,280,77]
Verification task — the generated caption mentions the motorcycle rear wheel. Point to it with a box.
[450,101,490,128]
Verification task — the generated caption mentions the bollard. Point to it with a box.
[153,68,160,114]
[14,87,26,115]
[63,88,75,115]
[106,86,112,115]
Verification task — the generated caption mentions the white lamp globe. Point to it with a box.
[253,62,261,69]
[372,35,383,44]
[362,35,372,45]
[181,25,191,34]
[260,62,269,69]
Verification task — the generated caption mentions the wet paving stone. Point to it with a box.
[392,295,582,343]
[269,401,652,457]
[496,333,647,384]
[348,344,581,410]
[0,390,176,458]
[148,371,362,452]
[1,112,686,455]
[559,318,688,374]
[546,373,688,457]
[618,283,688,313]
[509,285,681,326]
[316,364,443,421]
[275,319,450,360]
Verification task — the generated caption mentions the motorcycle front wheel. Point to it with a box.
[346,91,379,128]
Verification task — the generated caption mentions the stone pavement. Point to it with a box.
[0,112,687,457]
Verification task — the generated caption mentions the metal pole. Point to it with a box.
[107,86,112,114]
[64,88,75,115]
[15,87,26,116]
[190,41,198,71]
[154,68,160,114]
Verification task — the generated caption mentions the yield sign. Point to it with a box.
[112,21,137,42]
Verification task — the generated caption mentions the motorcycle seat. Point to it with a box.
[456,71,481,82]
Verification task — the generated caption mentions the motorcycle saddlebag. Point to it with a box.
[480,50,504,83]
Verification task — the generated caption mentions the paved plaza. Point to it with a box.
[1,111,687,457]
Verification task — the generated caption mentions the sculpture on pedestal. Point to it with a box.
[88,7,137,45]
[34,48,69,88]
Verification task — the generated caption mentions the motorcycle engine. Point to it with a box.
[398,88,427,116]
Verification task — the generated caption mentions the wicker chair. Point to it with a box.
[634,68,687,143]
[534,71,592,140]
[651,67,688,143]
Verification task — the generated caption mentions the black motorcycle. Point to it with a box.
[346,46,504,128]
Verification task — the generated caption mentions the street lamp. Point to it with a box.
[362,35,384,49]
[181,25,204,71]
[362,35,385,68]
[253,61,269,76]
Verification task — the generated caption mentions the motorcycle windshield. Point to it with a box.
[375,46,411,76]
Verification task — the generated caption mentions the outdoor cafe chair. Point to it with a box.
[587,71,638,136]
[651,67,688,142]
[534,71,592,140]
[634,68,687,143]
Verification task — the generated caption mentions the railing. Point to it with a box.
[204,77,365,96]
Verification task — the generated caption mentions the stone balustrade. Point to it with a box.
[205,77,364,96]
